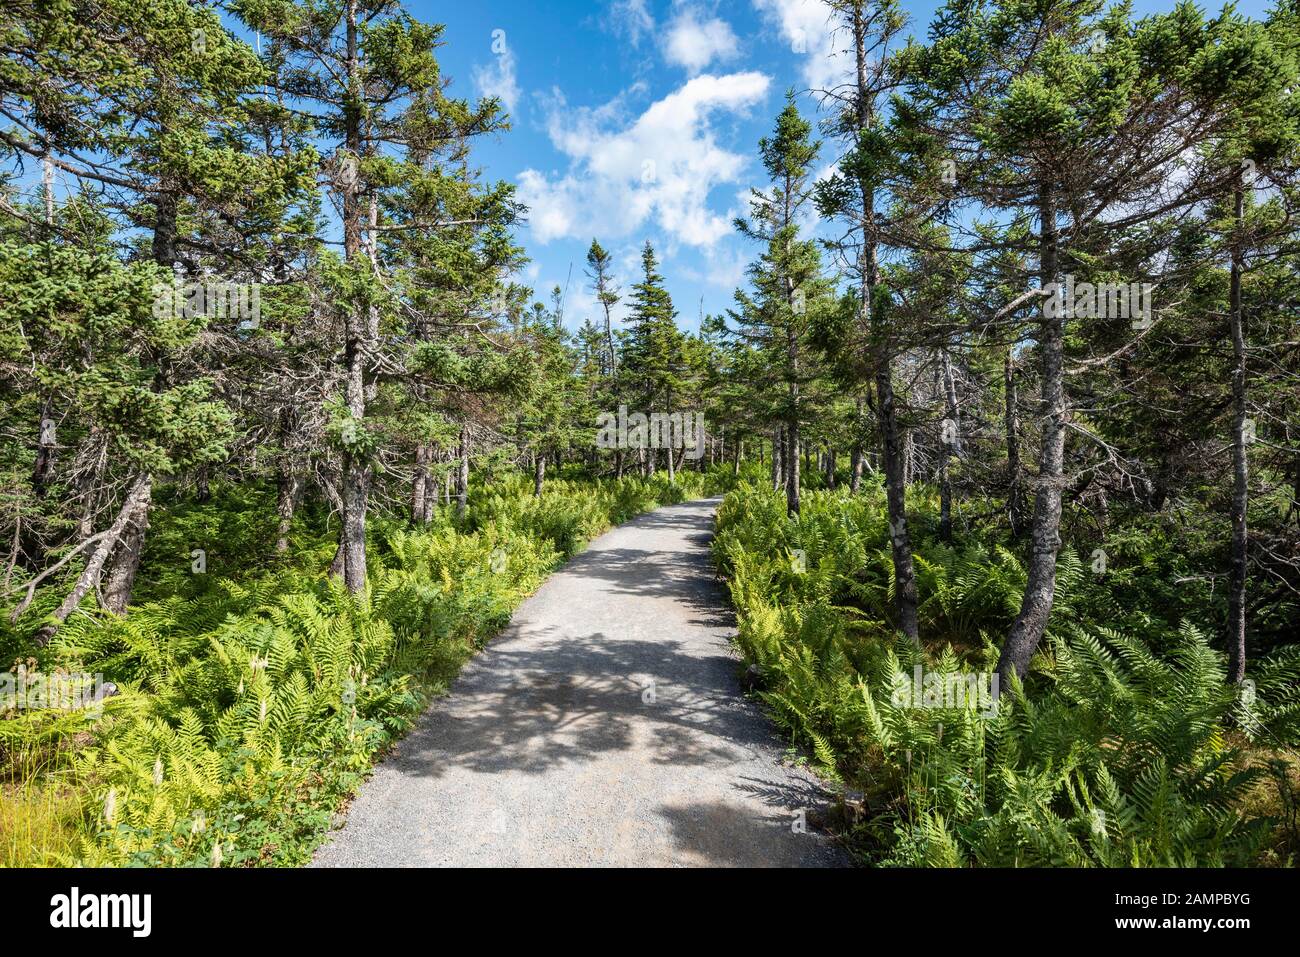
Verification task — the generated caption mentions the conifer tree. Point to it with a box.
[733,97,831,515]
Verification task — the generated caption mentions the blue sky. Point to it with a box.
[409,0,1274,333]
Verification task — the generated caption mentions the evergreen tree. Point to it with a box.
[733,97,831,515]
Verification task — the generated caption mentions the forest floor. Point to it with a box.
[310,496,848,867]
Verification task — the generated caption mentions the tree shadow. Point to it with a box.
[321,494,853,866]
[381,497,762,779]
[654,798,850,867]
[386,630,767,779]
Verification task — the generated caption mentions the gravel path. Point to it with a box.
[311,496,849,868]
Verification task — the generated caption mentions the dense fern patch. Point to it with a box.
[713,481,1300,866]
[1,472,731,866]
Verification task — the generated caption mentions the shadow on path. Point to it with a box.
[312,496,848,868]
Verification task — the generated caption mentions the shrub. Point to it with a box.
[1,471,726,866]
[713,482,1297,866]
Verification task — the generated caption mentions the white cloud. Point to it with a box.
[662,7,740,75]
[681,242,750,292]
[473,32,521,114]
[752,0,849,94]
[518,71,772,249]
[606,0,656,46]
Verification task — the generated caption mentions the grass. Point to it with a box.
[0,741,88,866]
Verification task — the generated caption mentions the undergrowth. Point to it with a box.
[1,469,732,866]
[713,480,1300,867]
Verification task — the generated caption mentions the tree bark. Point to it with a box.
[276,468,300,554]
[852,3,916,639]
[533,450,546,497]
[771,427,783,491]
[411,444,429,522]
[36,475,152,644]
[338,0,372,594]
[997,182,1066,684]
[785,420,800,514]
[850,397,865,493]
[31,400,55,498]
[878,359,920,642]
[939,348,960,542]
[1005,344,1026,536]
[102,495,150,615]
[456,425,469,517]
[1226,180,1249,684]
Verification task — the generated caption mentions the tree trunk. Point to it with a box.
[939,454,952,544]
[100,142,179,610]
[456,425,469,517]
[850,397,866,494]
[102,494,151,615]
[276,467,300,554]
[337,0,371,594]
[422,454,437,524]
[785,420,800,514]
[851,5,915,639]
[939,348,960,542]
[36,475,151,644]
[533,450,546,497]
[878,358,920,642]
[1226,180,1249,684]
[997,182,1066,685]
[31,400,55,498]
[411,444,429,523]
[771,427,783,491]
[1005,345,1026,536]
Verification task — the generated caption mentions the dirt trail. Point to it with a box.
[311,496,848,867]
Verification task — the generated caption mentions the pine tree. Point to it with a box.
[620,242,687,476]
[732,97,831,515]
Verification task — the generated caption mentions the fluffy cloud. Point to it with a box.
[473,30,521,114]
[606,0,656,46]
[518,71,772,249]
[662,7,740,75]
[679,241,750,293]
[752,0,849,94]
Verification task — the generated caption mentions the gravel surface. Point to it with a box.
[311,496,849,867]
